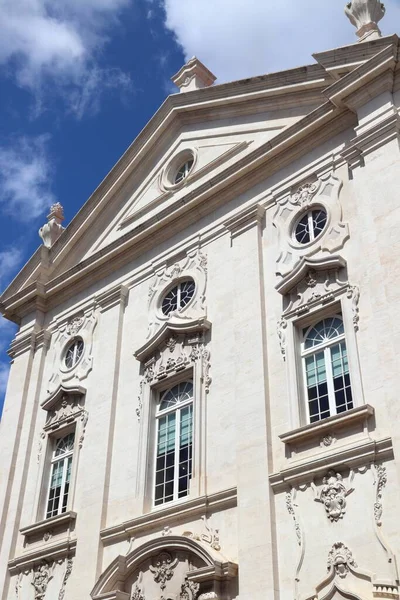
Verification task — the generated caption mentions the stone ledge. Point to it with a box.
[8,538,76,574]
[20,511,77,543]
[279,404,374,446]
[100,487,237,545]
[270,436,393,492]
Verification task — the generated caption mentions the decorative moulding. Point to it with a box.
[20,512,77,544]
[313,469,354,522]
[224,204,264,240]
[47,309,97,396]
[41,384,86,413]
[145,249,208,343]
[273,172,349,281]
[136,330,211,420]
[135,319,211,364]
[275,255,347,297]
[8,539,76,575]
[279,404,374,447]
[100,487,237,545]
[91,535,237,600]
[270,436,393,492]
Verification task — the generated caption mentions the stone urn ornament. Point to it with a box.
[345,0,386,41]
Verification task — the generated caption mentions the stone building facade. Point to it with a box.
[1,2,400,599]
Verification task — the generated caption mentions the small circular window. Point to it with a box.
[65,339,84,369]
[294,208,327,244]
[162,279,195,316]
[174,159,194,185]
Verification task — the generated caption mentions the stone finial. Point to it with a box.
[39,203,65,248]
[345,0,386,41]
[171,56,216,93]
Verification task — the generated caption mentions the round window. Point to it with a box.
[162,279,195,316]
[174,159,194,185]
[65,339,84,369]
[294,208,327,244]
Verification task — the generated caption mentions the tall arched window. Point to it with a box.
[154,381,193,506]
[302,316,353,423]
[46,432,75,518]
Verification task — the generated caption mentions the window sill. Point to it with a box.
[20,511,77,544]
[279,404,374,447]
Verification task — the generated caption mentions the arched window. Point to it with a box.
[302,316,353,423]
[161,279,195,316]
[174,158,194,184]
[154,381,193,506]
[46,432,75,518]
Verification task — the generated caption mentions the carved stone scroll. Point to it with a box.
[32,562,53,600]
[314,470,354,522]
[149,553,178,591]
[327,542,357,579]
[58,558,73,600]
[182,516,221,551]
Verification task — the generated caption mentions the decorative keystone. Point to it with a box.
[171,56,216,93]
[345,0,386,41]
[39,202,65,248]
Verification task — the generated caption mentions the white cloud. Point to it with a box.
[162,0,400,83]
[0,136,54,220]
[0,0,134,115]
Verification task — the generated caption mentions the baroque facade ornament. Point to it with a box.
[58,558,73,600]
[183,515,221,551]
[180,576,200,600]
[136,333,211,419]
[66,315,84,337]
[31,562,53,600]
[277,318,287,360]
[347,285,360,332]
[327,542,357,579]
[292,182,318,207]
[131,583,146,600]
[345,0,385,40]
[39,203,65,249]
[314,470,353,522]
[147,249,208,339]
[374,464,387,526]
[149,552,178,591]
[286,491,302,547]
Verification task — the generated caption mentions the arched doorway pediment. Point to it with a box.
[91,536,237,600]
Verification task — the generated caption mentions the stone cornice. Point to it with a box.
[8,538,76,574]
[100,487,237,545]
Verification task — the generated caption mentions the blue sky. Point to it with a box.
[1,0,400,415]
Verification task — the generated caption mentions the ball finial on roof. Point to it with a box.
[345,0,386,41]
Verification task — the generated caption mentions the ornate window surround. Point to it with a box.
[30,386,88,537]
[134,325,211,514]
[276,259,363,432]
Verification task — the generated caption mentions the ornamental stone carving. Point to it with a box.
[136,333,211,420]
[32,562,53,600]
[183,516,221,551]
[273,172,348,280]
[58,558,73,600]
[39,203,65,249]
[149,552,178,591]
[345,0,385,40]
[327,542,357,579]
[314,470,353,522]
[47,309,97,396]
[131,583,146,600]
[374,464,387,526]
[147,249,208,339]
[180,576,200,600]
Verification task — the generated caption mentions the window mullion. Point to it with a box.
[308,211,314,241]
[325,346,336,416]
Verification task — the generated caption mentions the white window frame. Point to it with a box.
[294,207,327,245]
[174,159,194,184]
[153,381,194,507]
[301,316,353,424]
[282,294,364,431]
[64,338,84,370]
[45,432,75,519]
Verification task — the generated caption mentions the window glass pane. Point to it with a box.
[55,432,75,457]
[306,352,330,422]
[330,342,353,414]
[304,317,344,349]
[159,381,193,411]
[295,213,311,244]
[178,405,193,498]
